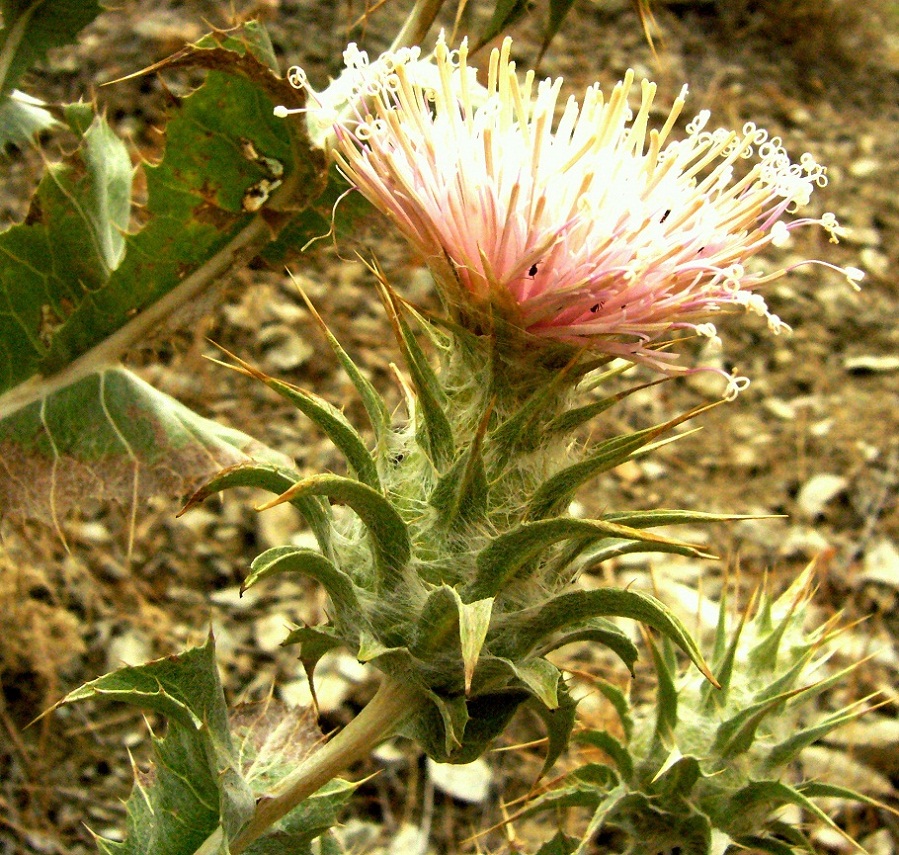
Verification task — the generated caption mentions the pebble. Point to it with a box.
[427,757,493,804]
[105,628,152,670]
[254,612,293,653]
[256,501,301,550]
[858,247,889,278]
[843,354,899,374]
[862,539,899,587]
[778,524,830,558]
[795,473,848,519]
[387,823,430,855]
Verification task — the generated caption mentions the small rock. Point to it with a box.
[254,612,293,653]
[259,324,314,371]
[849,157,881,178]
[795,473,848,519]
[427,757,492,804]
[388,823,430,855]
[778,525,830,558]
[862,539,899,588]
[859,247,889,279]
[280,677,314,708]
[762,397,796,421]
[839,225,881,247]
[843,354,899,374]
[106,628,152,670]
[256,501,300,550]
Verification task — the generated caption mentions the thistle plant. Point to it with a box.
[0,2,875,852]
[523,567,881,855]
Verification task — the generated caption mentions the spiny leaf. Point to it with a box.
[729,780,864,851]
[526,403,717,520]
[280,625,343,705]
[0,89,56,149]
[535,618,639,677]
[712,688,803,759]
[458,596,494,694]
[257,474,411,592]
[0,0,102,97]
[764,698,872,770]
[590,678,634,742]
[528,682,579,777]
[468,517,703,600]
[61,636,254,851]
[472,0,531,52]
[0,367,287,529]
[215,348,380,489]
[536,0,577,65]
[494,657,562,709]
[487,351,581,465]
[243,546,365,638]
[180,460,332,559]
[374,278,454,469]
[647,634,678,748]
[497,588,717,686]
[574,730,634,783]
[543,378,666,442]
[429,401,491,527]
[294,282,391,446]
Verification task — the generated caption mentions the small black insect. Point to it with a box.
[528,262,540,278]
[660,209,671,223]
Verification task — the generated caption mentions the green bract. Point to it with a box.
[188,275,735,769]
[526,568,879,854]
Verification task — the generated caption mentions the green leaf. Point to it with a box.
[428,417,489,528]
[537,0,577,63]
[543,378,666,442]
[712,689,799,760]
[450,689,531,764]
[231,698,354,853]
[258,474,411,593]
[535,831,579,855]
[244,546,365,640]
[491,656,562,709]
[61,636,254,852]
[0,0,102,97]
[0,367,288,527]
[528,683,579,777]
[458,596,494,693]
[295,287,390,447]
[219,351,380,490]
[497,588,716,685]
[468,517,701,600]
[526,404,715,520]
[729,780,861,850]
[647,635,678,747]
[279,625,343,703]
[536,618,639,677]
[194,20,280,72]
[181,460,332,558]
[0,89,56,148]
[730,836,798,855]
[376,281,453,469]
[472,0,531,51]
[764,698,870,770]
[574,730,634,783]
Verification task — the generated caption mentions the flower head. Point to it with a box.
[280,35,860,397]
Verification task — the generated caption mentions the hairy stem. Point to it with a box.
[229,678,425,853]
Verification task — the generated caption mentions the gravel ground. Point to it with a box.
[1,1,898,852]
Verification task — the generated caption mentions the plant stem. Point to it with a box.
[229,678,425,853]
[389,0,447,52]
